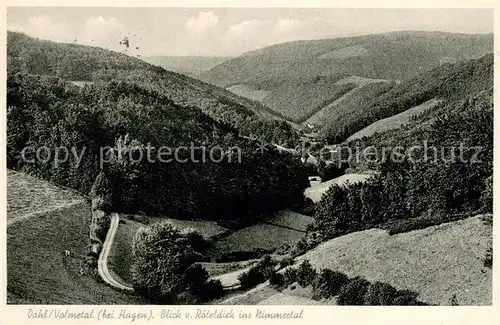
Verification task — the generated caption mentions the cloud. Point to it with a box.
[79,16,126,48]
[10,16,73,43]
[274,19,301,34]
[226,19,263,38]
[9,15,127,52]
[185,11,219,34]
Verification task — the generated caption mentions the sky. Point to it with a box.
[7,7,494,57]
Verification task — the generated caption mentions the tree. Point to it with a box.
[131,221,202,303]
[337,277,370,305]
[296,260,317,287]
[364,281,398,305]
[312,269,349,299]
[89,171,113,211]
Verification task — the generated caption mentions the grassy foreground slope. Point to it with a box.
[296,215,492,305]
[7,203,143,304]
[7,170,143,304]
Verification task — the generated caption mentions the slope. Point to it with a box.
[320,53,494,143]
[295,215,492,305]
[205,31,491,123]
[345,98,443,141]
[304,76,395,127]
[7,171,143,304]
[204,31,492,87]
[7,32,309,224]
[7,31,290,131]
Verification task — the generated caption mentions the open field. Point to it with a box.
[209,223,305,260]
[304,173,374,203]
[7,202,143,304]
[265,210,314,232]
[295,215,492,305]
[346,98,442,141]
[199,260,258,277]
[109,210,310,282]
[200,210,313,260]
[7,170,84,223]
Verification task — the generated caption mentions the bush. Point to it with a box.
[298,197,316,216]
[383,211,457,235]
[182,229,210,255]
[392,289,420,305]
[296,260,317,287]
[183,264,209,301]
[236,255,278,289]
[337,277,370,305]
[203,279,224,300]
[312,269,349,299]
[89,171,113,211]
[269,272,285,288]
[259,254,275,268]
[275,243,292,255]
[283,268,298,286]
[85,254,98,268]
[279,256,295,269]
[238,267,266,290]
[364,281,398,305]
[290,237,309,258]
[131,221,203,303]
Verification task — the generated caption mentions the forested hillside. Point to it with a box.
[320,54,494,143]
[7,32,298,146]
[203,31,492,125]
[310,90,493,244]
[205,31,492,86]
[7,33,309,223]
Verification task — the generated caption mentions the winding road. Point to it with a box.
[97,213,134,291]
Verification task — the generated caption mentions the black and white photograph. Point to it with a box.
[2,4,496,312]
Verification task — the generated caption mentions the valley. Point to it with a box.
[5,17,494,307]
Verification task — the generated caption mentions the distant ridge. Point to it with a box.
[203,31,492,124]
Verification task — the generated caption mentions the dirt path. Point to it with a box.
[97,213,135,291]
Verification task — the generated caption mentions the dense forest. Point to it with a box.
[6,35,309,224]
[7,31,299,147]
[204,31,493,88]
[310,89,492,242]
